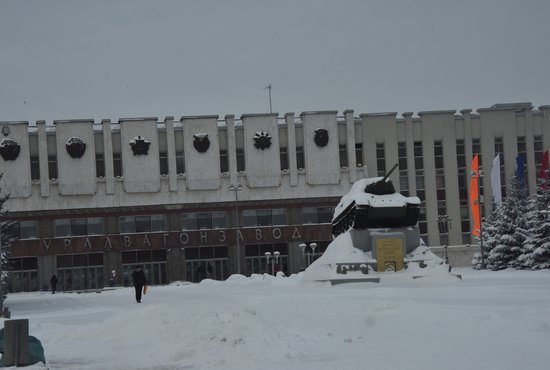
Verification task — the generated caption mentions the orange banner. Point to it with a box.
[470,155,480,237]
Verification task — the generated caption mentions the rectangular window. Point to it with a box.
[20,221,38,239]
[159,152,168,175]
[355,143,364,167]
[494,138,506,198]
[54,218,104,237]
[96,153,105,178]
[181,212,227,230]
[302,207,334,224]
[71,219,88,236]
[339,144,348,168]
[534,135,543,176]
[30,156,40,180]
[376,143,386,176]
[236,149,245,171]
[517,136,528,190]
[296,147,305,169]
[113,153,123,177]
[398,142,409,196]
[119,214,166,234]
[54,219,71,237]
[176,151,185,174]
[472,138,483,196]
[48,155,58,180]
[280,148,289,170]
[220,150,229,173]
[242,209,287,227]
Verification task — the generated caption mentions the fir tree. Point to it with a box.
[519,172,550,269]
[485,175,531,270]
[0,174,16,309]
[472,199,504,269]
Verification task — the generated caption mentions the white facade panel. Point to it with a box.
[242,114,281,188]
[0,122,31,198]
[120,119,161,193]
[182,116,221,190]
[55,121,97,195]
[302,111,340,185]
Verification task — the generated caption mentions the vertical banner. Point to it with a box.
[470,155,480,237]
[539,150,549,180]
[490,154,502,204]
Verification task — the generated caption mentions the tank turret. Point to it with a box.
[331,164,421,236]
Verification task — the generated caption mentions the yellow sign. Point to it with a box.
[375,238,404,272]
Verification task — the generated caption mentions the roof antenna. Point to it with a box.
[263,84,273,113]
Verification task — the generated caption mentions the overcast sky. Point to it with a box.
[1,0,549,123]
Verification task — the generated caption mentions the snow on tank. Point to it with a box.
[332,164,421,236]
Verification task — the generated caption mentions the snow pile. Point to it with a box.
[2,268,550,370]
[302,232,456,283]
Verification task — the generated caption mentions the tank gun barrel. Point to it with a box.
[365,163,398,195]
[381,163,399,183]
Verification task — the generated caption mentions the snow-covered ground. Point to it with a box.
[1,268,550,370]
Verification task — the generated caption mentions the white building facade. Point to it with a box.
[1,102,548,291]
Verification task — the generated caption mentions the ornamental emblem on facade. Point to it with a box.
[193,133,210,153]
[129,136,150,155]
[253,131,272,150]
[2,124,10,136]
[0,138,21,161]
[66,137,87,158]
[314,128,329,147]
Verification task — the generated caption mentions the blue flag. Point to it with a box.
[516,155,525,189]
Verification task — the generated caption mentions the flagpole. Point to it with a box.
[478,172,485,269]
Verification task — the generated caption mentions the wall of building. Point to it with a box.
[1,103,549,290]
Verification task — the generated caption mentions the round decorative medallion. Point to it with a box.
[193,133,210,153]
[66,137,87,158]
[130,136,151,155]
[0,138,21,161]
[253,131,272,150]
[314,128,329,147]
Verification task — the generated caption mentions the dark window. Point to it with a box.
[355,143,364,167]
[176,151,185,174]
[236,149,245,171]
[339,144,348,168]
[113,153,123,177]
[296,147,305,169]
[48,155,58,180]
[30,156,40,180]
[220,150,229,173]
[159,152,168,175]
[96,153,105,177]
[280,148,289,170]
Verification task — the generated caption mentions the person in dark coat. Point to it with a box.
[131,265,147,303]
[50,274,58,294]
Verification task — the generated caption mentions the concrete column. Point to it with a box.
[540,106,550,151]
[344,109,357,183]
[225,115,238,186]
[285,113,298,186]
[403,112,416,194]
[165,116,178,192]
[36,120,49,197]
[101,119,115,194]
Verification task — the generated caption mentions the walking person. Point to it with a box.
[131,265,147,303]
[50,274,58,294]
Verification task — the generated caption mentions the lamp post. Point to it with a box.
[437,215,451,270]
[229,184,243,275]
[298,242,318,267]
[264,251,280,275]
